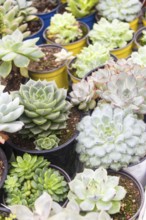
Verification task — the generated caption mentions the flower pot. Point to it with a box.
[111,38,134,59]
[6,108,82,178]
[35,1,59,31]
[134,26,146,48]
[141,7,146,26]
[67,54,117,84]
[57,3,96,29]
[43,21,89,55]
[123,157,146,187]
[24,17,45,45]
[28,44,69,89]
[0,148,8,189]
[108,170,144,220]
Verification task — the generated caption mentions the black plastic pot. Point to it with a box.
[0,148,8,189]
[108,170,144,220]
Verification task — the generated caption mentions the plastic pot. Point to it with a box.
[28,44,69,89]
[43,21,89,55]
[108,170,144,220]
[134,26,146,48]
[67,54,117,84]
[25,17,45,45]
[57,3,96,29]
[0,148,8,189]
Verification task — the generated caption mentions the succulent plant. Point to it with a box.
[76,103,146,170]
[46,12,83,45]
[13,79,72,138]
[68,167,126,214]
[130,45,146,67]
[97,71,146,114]
[96,0,142,22]
[139,30,146,46]
[4,153,69,208]
[0,213,16,220]
[0,29,44,78]
[9,192,112,220]
[34,134,60,150]
[54,49,74,63]
[89,18,133,50]
[71,43,111,78]
[0,85,24,136]
[66,0,99,18]
[69,78,97,111]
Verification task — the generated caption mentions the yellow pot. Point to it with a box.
[28,45,69,89]
[111,39,134,59]
[129,17,139,32]
[60,0,67,3]
[43,22,89,55]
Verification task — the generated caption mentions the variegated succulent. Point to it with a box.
[129,46,146,67]
[68,167,126,214]
[69,78,97,111]
[76,103,146,170]
[13,79,72,138]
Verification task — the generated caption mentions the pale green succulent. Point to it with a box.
[0,213,16,220]
[68,167,126,214]
[96,0,142,22]
[46,12,83,45]
[140,30,146,46]
[9,192,112,220]
[0,29,44,78]
[70,78,97,111]
[76,103,146,170]
[13,79,72,138]
[97,71,146,114]
[71,43,111,78]
[4,154,69,208]
[66,0,99,18]
[0,85,24,134]
[130,45,146,67]
[89,18,133,50]
[34,134,60,150]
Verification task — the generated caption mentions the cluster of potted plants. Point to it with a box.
[0,0,146,220]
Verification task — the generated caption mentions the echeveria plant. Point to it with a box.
[71,43,111,78]
[130,45,146,67]
[66,0,99,18]
[96,0,142,22]
[89,18,133,50]
[13,79,72,138]
[76,103,146,170]
[46,12,83,45]
[4,154,69,207]
[0,29,44,78]
[68,167,126,214]
[9,192,112,220]
[34,134,60,150]
[69,78,97,111]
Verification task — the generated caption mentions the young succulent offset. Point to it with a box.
[0,29,44,78]
[9,192,112,220]
[130,45,146,67]
[68,167,126,214]
[66,0,99,18]
[71,43,111,78]
[89,18,133,50]
[13,79,72,138]
[34,134,60,150]
[76,103,146,170]
[4,153,69,207]
[46,12,83,45]
[69,78,97,111]
[96,0,142,22]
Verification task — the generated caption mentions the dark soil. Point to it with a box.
[0,160,4,182]
[32,0,58,13]
[27,18,42,36]
[1,71,27,92]
[8,107,81,150]
[110,173,141,220]
[28,47,65,72]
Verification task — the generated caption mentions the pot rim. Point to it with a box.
[34,0,59,16]
[28,44,67,74]
[25,16,44,39]
[134,26,146,47]
[43,21,90,47]
[107,169,144,220]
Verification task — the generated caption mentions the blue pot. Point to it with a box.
[25,17,45,45]
[57,3,96,29]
